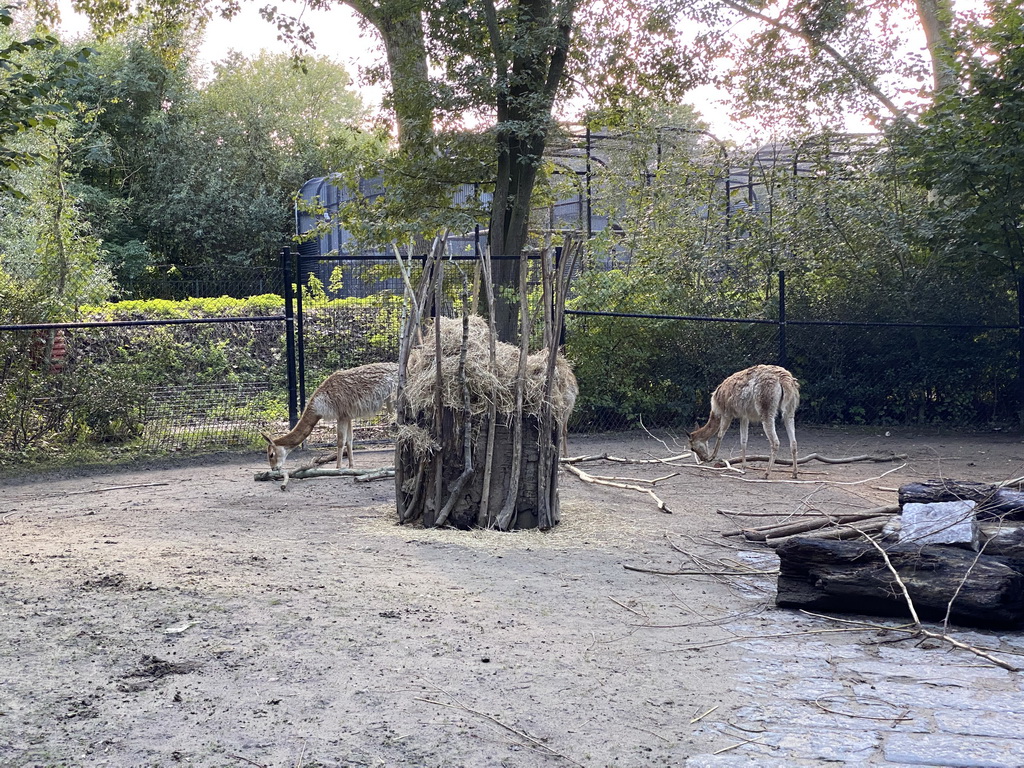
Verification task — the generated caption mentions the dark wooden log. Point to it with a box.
[899,479,1024,521]
[981,524,1024,558]
[775,537,1024,630]
[727,507,899,541]
[764,517,891,548]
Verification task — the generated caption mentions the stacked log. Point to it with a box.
[898,479,1024,521]
[775,538,1024,630]
[723,506,899,548]
[767,478,1024,630]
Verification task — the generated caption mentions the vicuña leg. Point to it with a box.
[737,417,750,469]
[783,414,798,479]
[333,419,351,468]
[761,418,782,479]
[711,419,731,461]
[335,421,345,469]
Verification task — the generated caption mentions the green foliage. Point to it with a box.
[0,289,402,458]
[0,6,92,197]
[81,294,284,319]
[297,289,404,383]
[895,2,1024,281]
[1,23,375,294]
[563,112,1019,430]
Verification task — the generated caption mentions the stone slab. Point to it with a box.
[900,500,980,548]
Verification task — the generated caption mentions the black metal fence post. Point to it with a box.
[1018,275,1024,426]
[294,249,307,411]
[585,125,593,240]
[778,270,787,369]
[281,246,299,427]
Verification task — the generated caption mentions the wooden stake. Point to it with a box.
[495,253,530,531]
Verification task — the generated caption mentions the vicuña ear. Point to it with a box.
[261,431,276,445]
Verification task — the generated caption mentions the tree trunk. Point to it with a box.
[898,479,1024,521]
[395,407,561,530]
[343,0,434,151]
[484,0,574,342]
[775,537,1024,630]
[914,0,957,95]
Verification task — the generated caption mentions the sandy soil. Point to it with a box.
[2,425,1023,767]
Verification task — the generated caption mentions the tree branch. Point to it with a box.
[717,0,906,118]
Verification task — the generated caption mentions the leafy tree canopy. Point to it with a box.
[0,5,91,197]
[896,0,1024,278]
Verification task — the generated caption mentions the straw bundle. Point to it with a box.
[403,316,577,425]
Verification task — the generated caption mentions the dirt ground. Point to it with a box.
[2,425,1024,768]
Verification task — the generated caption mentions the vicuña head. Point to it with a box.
[687,364,800,479]
[263,362,398,489]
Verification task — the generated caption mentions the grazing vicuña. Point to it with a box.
[687,364,800,479]
[262,362,398,489]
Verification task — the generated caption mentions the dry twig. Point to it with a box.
[562,452,691,465]
[624,564,777,577]
[690,705,719,724]
[564,463,672,513]
[416,681,583,767]
[856,533,1021,672]
[61,481,171,496]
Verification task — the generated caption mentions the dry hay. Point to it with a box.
[355,499,637,552]
[403,315,578,425]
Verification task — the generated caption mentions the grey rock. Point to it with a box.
[900,501,979,548]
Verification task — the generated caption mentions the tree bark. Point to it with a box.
[343,0,434,151]
[913,0,957,95]
[898,479,1024,521]
[484,0,574,341]
[775,537,1024,630]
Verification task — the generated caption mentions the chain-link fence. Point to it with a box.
[3,254,1019,469]
[0,262,287,466]
[563,271,1022,434]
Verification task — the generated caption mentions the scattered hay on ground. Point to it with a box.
[355,498,636,552]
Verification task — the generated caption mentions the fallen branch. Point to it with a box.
[64,481,170,496]
[575,471,679,486]
[690,705,719,724]
[711,452,908,468]
[857,534,1021,671]
[564,463,672,513]
[735,463,908,486]
[765,517,891,547]
[562,452,691,465]
[713,734,769,755]
[717,508,845,518]
[670,625,892,652]
[624,564,778,576]
[353,467,396,483]
[722,506,899,539]
[254,467,394,483]
[812,695,913,724]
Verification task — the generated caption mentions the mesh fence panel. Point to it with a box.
[2,244,1020,469]
[143,383,276,452]
[563,313,781,433]
[563,310,1020,434]
[0,264,286,466]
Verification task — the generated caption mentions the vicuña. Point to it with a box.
[263,362,399,489]
[687,364,800,479]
